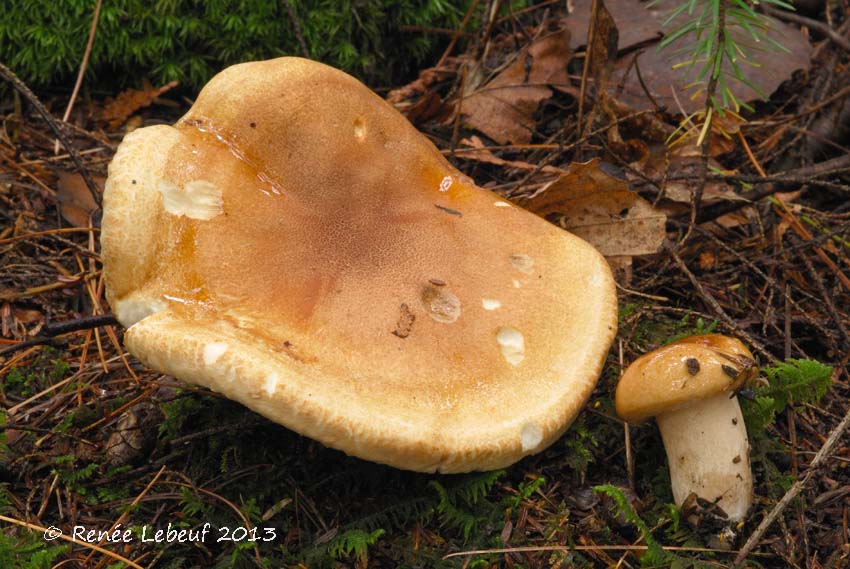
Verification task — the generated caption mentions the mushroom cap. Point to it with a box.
[101,57,618,473]
[615,334,756,423]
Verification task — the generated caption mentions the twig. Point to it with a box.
[733,376,850,566]
[444,543,746,559]
[0,514,143,569]
[664,240,775,362]
[0,62,101,208]
[575,0,601,160]
[54,0,103,154]
[793,236,850,349]
[282,0,310,59]
[437,0,482,68]
[0,314,118,357]
[84,465,167,568]
[762,5,850,52]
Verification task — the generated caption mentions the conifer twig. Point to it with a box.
[282,0,310,59]
[0,62,101,208]
[54,0,103,154]
[733,388,850,566]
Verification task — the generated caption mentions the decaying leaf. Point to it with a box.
[587,0,619,92]
[99,79,179,129]
[566,0,811,112]
[56,171,104,227]
[564,0,662,50]
[610,0,811,112]
[462,30,572,144]
[387,57,461,105]
[521,158,666,258]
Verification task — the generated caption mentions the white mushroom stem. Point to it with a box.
[656,392,753,522]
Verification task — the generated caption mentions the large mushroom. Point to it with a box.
[101,57,618,473]
[615,334,758,523]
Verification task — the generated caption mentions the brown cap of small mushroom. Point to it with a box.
[615,334,756,423]
[101,57,618,473]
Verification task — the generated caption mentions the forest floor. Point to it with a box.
[1,1,849,568]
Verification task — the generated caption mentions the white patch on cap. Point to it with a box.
[520,422,543,451]
[496,326,525,366]
[438,175,453,192]
[510,253,534,274]
[115,295,167,327]
[494,201,511,207]
[203,342,228,366]
[263,373,279,396]
[159,179,223,220]
[353,117,366,141]
[482,298,502,310]
[512,279,522,288]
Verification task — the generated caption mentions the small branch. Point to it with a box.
[282,0,310,59]
[762,5,850,52]
[664,240,775,362]
[0,314,118,357]
[55,0,103,154]
[0,62,101,208]
[733,378,850,566]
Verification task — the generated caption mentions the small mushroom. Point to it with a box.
[615,334,757,523]
[101,57,619,473]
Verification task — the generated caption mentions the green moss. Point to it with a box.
[0,0,469,92]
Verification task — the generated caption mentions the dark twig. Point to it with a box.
[762,5,850,52]
[664,240,775,362]
[282,0,310,59]
[792,236,850,349]
[733,383,850,566]
[0,314,118,357]
[0,61,102,208]
[55,0,103,154]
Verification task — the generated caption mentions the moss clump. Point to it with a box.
[0,0,466,91]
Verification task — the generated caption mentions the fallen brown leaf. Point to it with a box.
[564,0,662,50]
[610,0,812,113]
[462,30,572,144]
[99,79,179,129]
[56,171,104,227]
[521,158,666,258]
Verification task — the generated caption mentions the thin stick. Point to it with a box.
[619,338,635,491]
[0,314,118,357]
[665,241,775,362]
[0,514,143,569]
[444,543,745,559]
[0,62,101,208]
[83,465,166,568]
[54,0,103,154]
[282,0,310,58]
[575,0,599,160]
[437,0,482,68]
[762,5,850,52]
[733,378,850,566]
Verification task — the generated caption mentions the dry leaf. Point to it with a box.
[609,0,811,113]
[56,171,104,227]
[402,91,454,125]
[100,79,179,129]
[387,58,461,105]
[462,30,572,144]
[522,158,666,258]
[564,0,662,50]
[588,0,619,91]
